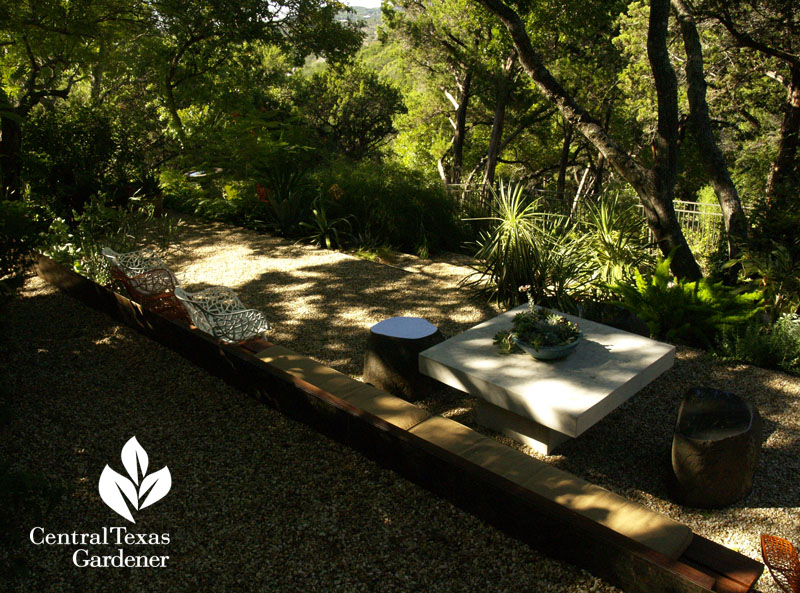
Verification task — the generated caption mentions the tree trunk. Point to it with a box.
[164,67,188,148]
[451,70,473,185]
[484,52,517,188]
[556,120,573,209]
[591,152,607,201]
[91,39,106,104]
[672,0,749,263]
[591,106,614,201]
[0,112,24,200]
[645,0,701,279]
[766,63,800,207]
[475,0,702,279]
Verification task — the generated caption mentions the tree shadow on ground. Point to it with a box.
[550,348,800,513]
[0,280,609,593]
[159,218,799,518]
[160,217,497,377]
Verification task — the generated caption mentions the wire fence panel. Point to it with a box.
[447,183,732,259]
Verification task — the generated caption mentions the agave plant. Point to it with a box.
[299,196,353,250]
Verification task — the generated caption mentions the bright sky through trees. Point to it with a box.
[342,0,382,7]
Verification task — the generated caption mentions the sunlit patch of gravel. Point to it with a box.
[2,216,798,592]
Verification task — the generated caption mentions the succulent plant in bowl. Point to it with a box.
[494,286,582,359]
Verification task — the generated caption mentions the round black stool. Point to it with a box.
[671,387,762,508]
[363,317,443,401]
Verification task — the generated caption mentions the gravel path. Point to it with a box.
[2,216,798,592]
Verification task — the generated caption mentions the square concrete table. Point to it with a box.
[419,306,675,454]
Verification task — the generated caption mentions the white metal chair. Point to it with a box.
[101,246,167,276]
[174,286,272,343]
[101,246,188,321]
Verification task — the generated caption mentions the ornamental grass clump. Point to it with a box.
[494,286,581,353]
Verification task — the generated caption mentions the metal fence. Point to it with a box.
[447,183,729,254]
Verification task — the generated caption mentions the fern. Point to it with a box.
[610,253,763,348]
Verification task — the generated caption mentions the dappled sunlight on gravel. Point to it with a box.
[2,217,798,592]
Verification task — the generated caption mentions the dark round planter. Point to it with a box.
[363,317,444,401]
[671,387,762,508]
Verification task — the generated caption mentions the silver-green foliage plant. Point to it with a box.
[610,254,763,348]
[717,314,800,376]
[463,180,594,312]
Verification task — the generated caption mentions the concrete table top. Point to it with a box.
[419,305,675,453]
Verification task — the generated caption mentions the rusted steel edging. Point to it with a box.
[34,254,761,593]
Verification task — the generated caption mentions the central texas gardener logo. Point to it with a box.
[99,437,171,523]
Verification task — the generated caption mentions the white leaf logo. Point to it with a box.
[121,436,148,485]
[98,436,171,523]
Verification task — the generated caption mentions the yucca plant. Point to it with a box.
[583,193,653,292]
[462,180,594,312]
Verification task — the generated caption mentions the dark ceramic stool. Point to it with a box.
[671,387,762,508]
[363,317,443,401]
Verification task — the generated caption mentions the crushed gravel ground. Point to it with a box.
[1,216,798,592]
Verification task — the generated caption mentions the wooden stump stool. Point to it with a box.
[671,386,762,508]
[364,317,444,401]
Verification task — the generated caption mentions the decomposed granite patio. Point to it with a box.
[1,215,798,592]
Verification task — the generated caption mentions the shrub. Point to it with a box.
[161,169,245,223]
[685,185,728,276]
[716,314,800,375]
[610,254,763,348]
[316,159,463,255]
[726,239,800,322]
[44,195,177,284]
[0,200,48,278]
[463,181,594,311]
[23,103,156,218]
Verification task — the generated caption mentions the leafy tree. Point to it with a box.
[0,0,134,199]
[378,0,637,209]
[382,0,487,184]
[476,0,752,279]
[296,61,406,160]
[696,0,800,208]
[132,0,364,148]
[613,1,749,265]
[671,0,748,262]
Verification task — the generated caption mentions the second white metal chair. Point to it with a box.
[174,286,272,343]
